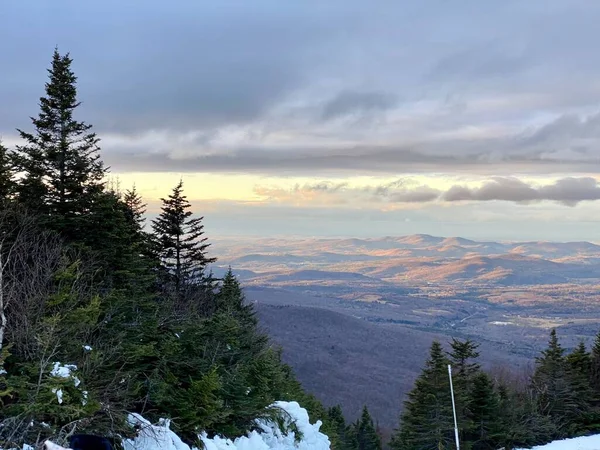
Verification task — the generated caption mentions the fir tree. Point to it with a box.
[328,405,354,450]
[590,332,600,397]
[357,406,382,450]
[152,180,216,299]
[0,140,14,201]
[566,341,595,433]
[123,185,147,231]
[390,341,454,450]
[447,338,482,445]
[532,329,578,436]
[13,48,105,234]
[215,268,255,320]
[468,372,501,450]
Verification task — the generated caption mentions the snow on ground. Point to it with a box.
[41,401,329,450]
[124,401,330,450]
[517,434,600,450]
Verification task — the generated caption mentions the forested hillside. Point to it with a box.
[0,50,361,448]
[391,330,600,450]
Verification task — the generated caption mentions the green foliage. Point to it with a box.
[12,49,105,227]
[0,140,14,201]
[0,47,341,448]
[357,406,381,450]
[390,340,454,450]
[447,338,481,445]
[532,329,581,436]
[151,180,216,299]
[467,372,502,450]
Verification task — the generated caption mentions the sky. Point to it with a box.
[2,0,600,241]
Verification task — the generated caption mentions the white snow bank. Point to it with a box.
[124,401,330,450]
[517,434,600,450]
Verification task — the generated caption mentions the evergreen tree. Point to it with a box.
[532,329,578,436]
[0,140,14,201]
[215,268,255,319]
[123,185,147,231]
[590,332,600,397]
[468,372,501,450]
[390,341,454,450]
[566,341,596,433]
[494,381,554,449]
[447,338,481,444]
[13,48,106,235]
[151,180,216,299]
[357,406,381,450]
[567,341,591,386]
[346,421,360,450]
[329,405,354,450]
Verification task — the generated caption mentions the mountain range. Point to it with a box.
[209,235,600,429]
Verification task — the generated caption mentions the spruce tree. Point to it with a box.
[329,405,353,450]
[13,49,105,235]
[468,372,501,450]
[123,185,147,231]
[152,180,216,299]
[0,140,14,201]
[447,338,482,445]
[357,406,382,450]
[590,332,600,398]
[566,341,595,433]
[532,329,578,436]
[390,340,454,450]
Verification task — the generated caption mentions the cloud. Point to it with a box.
[253,177,600,207]
[443,177,600,206]
[102,132,600,176]
[321,90,398,120]
[5,0,600,185]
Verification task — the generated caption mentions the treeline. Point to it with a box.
[0,50,339,447]
[390,330,600,450]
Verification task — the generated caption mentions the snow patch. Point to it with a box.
[50,362,77,379]
[44,441,71,450]
[51,388,63,404]
[517,434,600,450]
[124,401,330,450]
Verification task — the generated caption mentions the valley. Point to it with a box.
[211,234,600,427]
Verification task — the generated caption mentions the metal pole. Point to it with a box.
[448,364,460,450]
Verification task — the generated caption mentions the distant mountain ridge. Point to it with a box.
[211,234,600,287]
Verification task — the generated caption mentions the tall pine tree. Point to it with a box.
[12,49,105,237]
[532,329,578,436]
[390,341,454,450]
[357,406,382,450]
[447,338,482,445]
[152,180,216,299]
[0,140,13,201]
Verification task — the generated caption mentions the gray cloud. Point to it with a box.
[321,91,398,120]
[259,176,600,207]
[442,177,600,206]
[103,135,600,176]
[4,0,600,181]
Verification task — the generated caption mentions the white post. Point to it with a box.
[448,364,460,450]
